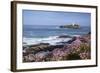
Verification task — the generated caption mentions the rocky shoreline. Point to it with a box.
[23,32,91,62]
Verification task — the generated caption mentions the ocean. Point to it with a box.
[23,25,90,45]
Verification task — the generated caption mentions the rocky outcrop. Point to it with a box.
[23,33,91,62]
[58,35,72,38]
[59,24,80,29]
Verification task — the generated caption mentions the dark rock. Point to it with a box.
[66,37,76,44]
[39,43,50,45]
[88,32,91,34]
[58,35,72,38]
[29,43,50,47]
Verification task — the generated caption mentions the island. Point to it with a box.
[59,24,80,29]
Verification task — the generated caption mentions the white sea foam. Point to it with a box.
[23,36,72,46]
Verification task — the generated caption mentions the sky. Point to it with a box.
[23,10,91,26]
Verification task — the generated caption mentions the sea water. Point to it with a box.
[23,25,90,45]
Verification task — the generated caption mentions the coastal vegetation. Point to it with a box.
[23,32,91,62]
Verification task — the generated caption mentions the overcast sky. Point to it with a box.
[23,10,91,26]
